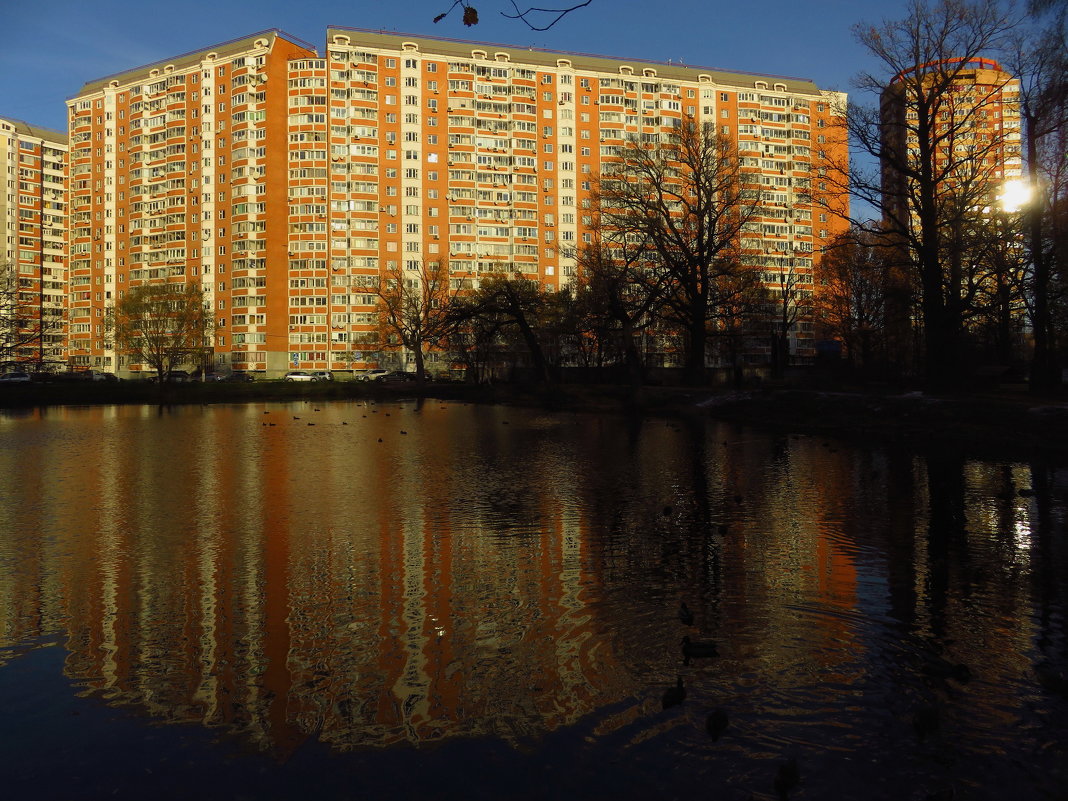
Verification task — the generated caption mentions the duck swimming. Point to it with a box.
[681,635,719,662]
[661,676,686,709]
[678,602,695,626]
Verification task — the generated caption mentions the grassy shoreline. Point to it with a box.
[2,379,1066,463]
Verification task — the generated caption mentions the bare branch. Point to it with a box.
[501,0,592,30]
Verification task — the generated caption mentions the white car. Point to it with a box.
[311,371,333,381]
[357,369,390,382]
[284,370,317,382]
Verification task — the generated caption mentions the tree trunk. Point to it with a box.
[514,314,551,384]
[684,312,706,385]
[413,343,426,383]
[1025,125,1058,395]
[619,317,643,386]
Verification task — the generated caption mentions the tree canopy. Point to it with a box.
[108,283,213,380]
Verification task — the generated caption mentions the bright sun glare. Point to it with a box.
[1000,179,1032,213]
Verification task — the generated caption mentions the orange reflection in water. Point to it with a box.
[0,402,622,754]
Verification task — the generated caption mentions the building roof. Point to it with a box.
[0,115,68,145]
[74,29,318,97]
[326,26,825,95]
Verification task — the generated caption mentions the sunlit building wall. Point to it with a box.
[66,30,319,374]
[65,28,848,375]
[0,116,68,367]
[300,27,849,369]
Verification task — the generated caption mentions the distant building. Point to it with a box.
[879,57,1024,366]
[66,27,849,376]
[880,56,1021,225]
[0,116,68,368]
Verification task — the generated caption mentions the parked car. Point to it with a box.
[381,370,417,383]
[0,371,32,383]
[88,370,118,382]
[284,370,317,382]
[224,371,256,382]
[357,369,390,382]
[311,371,334,382]
[154,370,191,383]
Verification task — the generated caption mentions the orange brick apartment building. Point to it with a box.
[64,27,848,377]
[1,117,68,367]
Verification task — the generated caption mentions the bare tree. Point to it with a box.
[0,261,64,370]
[576,233,663,382]
[846,0,1019,390]
[595,119,760,381]
[375,260,459,381]
[1001,24,1068,391]
[445,273,574,384]
[443,294,508,383]
[108,283,213,381]
[707,269,765,387]
[814,228,892,371]
[761,261,813,379]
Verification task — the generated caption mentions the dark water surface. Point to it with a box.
[1,400,1066,800]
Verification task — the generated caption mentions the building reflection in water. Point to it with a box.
[0,402,1063,773]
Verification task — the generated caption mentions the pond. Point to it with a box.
[1,400,1066,800]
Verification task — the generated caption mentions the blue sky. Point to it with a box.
[2,0,903,133]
